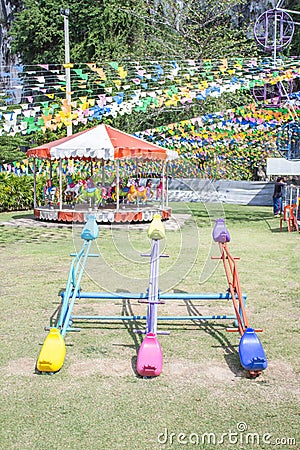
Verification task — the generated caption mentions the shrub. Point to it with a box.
[0,173,34,212]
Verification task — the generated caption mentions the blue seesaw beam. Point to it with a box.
[70,314,237,321]
[59,292,245,327]
[36,215,99,373]
[67,292,247,301]
[55,215,99,338]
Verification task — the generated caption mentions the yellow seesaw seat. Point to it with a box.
[36,328,66,373]
[147,214,165,240]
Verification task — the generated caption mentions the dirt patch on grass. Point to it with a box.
[265,360,300,394]
[66,355,244,383]
[1,357,36,376]
[1,355,135,379]
[163,358,243,383]
[67,357,133,377]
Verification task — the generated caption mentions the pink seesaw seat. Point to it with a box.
[137,333,163,377]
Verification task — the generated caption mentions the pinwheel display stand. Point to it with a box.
[26,124,178,224]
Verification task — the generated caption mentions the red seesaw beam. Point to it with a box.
[216,242,249,336]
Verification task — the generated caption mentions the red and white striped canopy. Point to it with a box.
[27,124,179,161]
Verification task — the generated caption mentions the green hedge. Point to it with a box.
[0,173,48,212]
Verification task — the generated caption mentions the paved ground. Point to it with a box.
[0,213,191,231]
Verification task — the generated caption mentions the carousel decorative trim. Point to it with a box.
[33,206,172,224]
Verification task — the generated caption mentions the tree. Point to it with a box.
[285,0,300,56]
[0,134,30,165]
[137,0,260,59]
[9,0,147,64]
[9,0,261,64]
[9,0,65,64]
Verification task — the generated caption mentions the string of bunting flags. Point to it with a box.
[0,56,299,135]
[2,103,296,180]
[134,103,294,179]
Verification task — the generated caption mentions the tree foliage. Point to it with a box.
[285,0,300,57]
[9,0,261,64]
[9,0,147,64]
[6,0,260,138]
[0,134,30,165]
[3,0,293,175]
[138,0,260,58]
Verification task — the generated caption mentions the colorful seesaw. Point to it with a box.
[36,214,267,378]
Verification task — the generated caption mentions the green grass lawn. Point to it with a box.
[0,203,299,450]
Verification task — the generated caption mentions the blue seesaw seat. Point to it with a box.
[239,328,268,372]
[80,215,99,241]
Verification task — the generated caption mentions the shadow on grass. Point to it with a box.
[47,290,247,378]
[188,203,284,235]
[184,299,246,378]
[51,292,144,377]
[121,295,247,378]
[264,216,295,233]
[120,298,144,377]
[11,212,35,220]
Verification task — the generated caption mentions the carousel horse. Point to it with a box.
[43,179,59,207]
[100,185,115,203]
[64,175,84,203]
[77,177,103,207]
[110,178,130,202]
[127,179,148,204]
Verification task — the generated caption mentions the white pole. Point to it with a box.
[61,9,72,137]
[289,185,293,205]
[116,160,120,211]
[162,162,166,209]
[61,9,72,208]
[33,158,37,209]
[101,160,105,185]
[59,160,63,211]
[273,10,277,68]
[166,162,169,208]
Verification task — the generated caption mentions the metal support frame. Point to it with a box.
[56,239,94,337]
[215,241,249,335]
[52,215,250,338]
[61,291,246,324]
[33,158,37,209]
[55,249,248,334]
[38,215,267,377]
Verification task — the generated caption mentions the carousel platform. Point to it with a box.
[33,203,172,224]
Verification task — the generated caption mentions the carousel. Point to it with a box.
[26,124,179,223]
